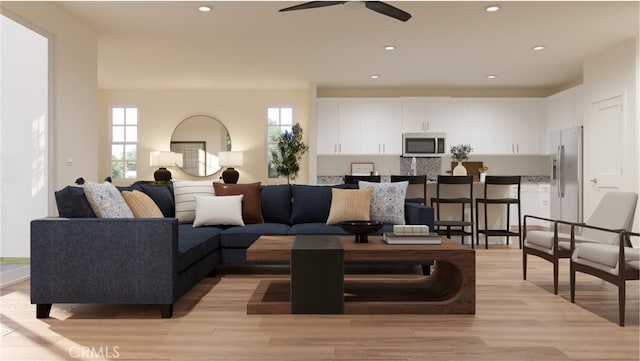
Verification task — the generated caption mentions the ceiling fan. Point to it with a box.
[279,1,412,22]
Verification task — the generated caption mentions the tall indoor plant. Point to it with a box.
[271,123,309,184]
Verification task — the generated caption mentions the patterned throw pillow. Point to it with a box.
[358,181,408,225]
[122,190,164,218]
[173,180,216,223]
[83,181,134,218]
[326,188,372,225]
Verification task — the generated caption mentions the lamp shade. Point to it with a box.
[218,151,243,167]
[150,151,183,167]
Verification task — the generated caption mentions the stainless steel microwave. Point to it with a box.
[402,132,447,157]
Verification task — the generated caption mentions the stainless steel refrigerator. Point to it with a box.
[550,126,583,223]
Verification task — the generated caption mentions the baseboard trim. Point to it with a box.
[1,265,30,288]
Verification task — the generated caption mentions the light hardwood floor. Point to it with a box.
[1,245,638,360]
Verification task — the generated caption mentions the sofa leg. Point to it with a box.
[160,304,173,318]
[36,304,52,318]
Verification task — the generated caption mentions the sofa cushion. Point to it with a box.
[260,184,292,224]
[220,223,291,248]
[213,182,264,224]
[132,184,174,217]
[173,180,216,223]
[359,180,408,225]
[326,188,372,225]
[54,186,96,218]
[290,184,355,224]
[83,181,134,218]
[193,195,245,226]
[122,190,164,218]
[177,224,223,272]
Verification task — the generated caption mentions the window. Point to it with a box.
[111,106,138,179]
[267,106,293,178]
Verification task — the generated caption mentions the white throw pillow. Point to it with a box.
[83,181,134,218]
[193,195,245,227]
[173,180,216,223]
[358,181,408,225]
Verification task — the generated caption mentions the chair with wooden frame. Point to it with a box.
[523,191,637,295]
[570,229,640,326]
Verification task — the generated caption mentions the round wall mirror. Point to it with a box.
[170,115,231,177]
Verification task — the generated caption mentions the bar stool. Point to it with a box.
[430,175,475,248]
[391,175,427,204]
[475,175,522,249]
[343,175,381,184]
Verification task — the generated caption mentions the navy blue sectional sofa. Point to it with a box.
[31,183,434,318]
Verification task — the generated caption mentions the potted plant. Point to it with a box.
[270,123,309,184]
[450,144,473,176]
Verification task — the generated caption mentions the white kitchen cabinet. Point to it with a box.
[403,98,467,149]
[511,183,551,227]
[545,85,583,153]
[466,99,544,155]
[317,99,402,155]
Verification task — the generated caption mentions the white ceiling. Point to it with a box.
[56,1,639,91]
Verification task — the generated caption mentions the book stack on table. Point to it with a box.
[383,225,442,245]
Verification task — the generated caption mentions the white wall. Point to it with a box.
[98,89,310,185]
[0,15,48,257]
[583,37,639,231]
[1,2,98,192]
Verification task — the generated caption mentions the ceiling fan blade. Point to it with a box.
[279,1,346,12]
[365,1,412,22]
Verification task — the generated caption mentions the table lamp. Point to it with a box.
[218,151,243,184]
[150,151,183,182]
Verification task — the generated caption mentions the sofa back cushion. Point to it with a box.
[290,184,356,224]
[54,186,97,218]
[260,184,292,224]
[132,183,174,217]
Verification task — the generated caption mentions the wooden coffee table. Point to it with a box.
[246,235,475,315]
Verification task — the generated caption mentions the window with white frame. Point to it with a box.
[267,106,293,178]
[111,106,138,179]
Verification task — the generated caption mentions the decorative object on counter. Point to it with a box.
[150,151,183,182]
[351,162,374,176]
[270,123,309,184]
[219,151,244,184]
[338,220,383,243]
[410,157,417,176]
[450,144,473,176]
[479,167,489,182]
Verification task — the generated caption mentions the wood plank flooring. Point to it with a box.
[1,245,638,360]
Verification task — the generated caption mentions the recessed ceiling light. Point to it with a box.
[384,45,396,51]
[198,6,212,12]
[487,74,497,79]
[485,5,500,12]
[532,45,545,51]
[370,75,380,79]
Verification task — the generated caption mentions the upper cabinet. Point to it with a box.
[405,98,545,155]
[545,85,584,153]
[317,99,402,155]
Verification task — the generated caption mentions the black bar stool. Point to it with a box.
[475,175,522,249]
[430,175,475,248]
[343,175,381,184]
[391,175,427,204]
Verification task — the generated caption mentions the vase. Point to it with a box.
[453,161,467,176]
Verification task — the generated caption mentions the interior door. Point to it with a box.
[583,95,624,217]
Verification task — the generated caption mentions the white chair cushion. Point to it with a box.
[573,243,619,269]
[625,247,640,270]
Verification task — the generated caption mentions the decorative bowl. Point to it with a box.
[338,220,384,243]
